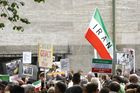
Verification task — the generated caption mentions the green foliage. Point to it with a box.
[0,23,5,29]
[1,13,7,17]
[34,0,45,3]
[0,0,45,31]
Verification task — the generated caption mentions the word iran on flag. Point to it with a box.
[85,8,113,60]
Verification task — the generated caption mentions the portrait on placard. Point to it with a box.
[22,65,33,76]
[6,59,21,76]
[117,52,129,65]
[123,48,135,73]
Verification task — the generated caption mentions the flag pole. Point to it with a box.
[112,0,116,75]
[94,49,98,59]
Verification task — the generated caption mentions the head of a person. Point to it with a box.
[129,74,139,84]
[99,87,109,93]
[126,89,136,93]
[101,74,108,81]
[4,83,14,93]
[55,82,66,93]
[125,83,139,90]
[85,83,99,93]
[39,72,45,82]
[65,85,83,93]
[87,72,95,82]
[22,84,35,93]
[10,85,24,93]
[80,78,88,88]
[47,87,55,93]
[48,80,55,88]
[0,82,6,93]
[72,73,81,85]
[109,81,120,92]
[136,85,140,93]
[112,75,124,83]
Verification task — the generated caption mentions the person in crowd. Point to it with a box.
[54,82,66,93]
[125,83,139,90]
[109,81,120,93]
[67,72,73,88]
[99,87,109,93]
[47,80,55,88]
[0,82,5,93]
[91,77,102,90]
[129,74,139,84]
[86,72,95,82]
[136,85,140,93]
[10,85,24,93]
[85,82,99,93]
[125,74,139,90]
[4,83,14,93]
[72,73,81,86]
[80,78,88,88]
[39,72,46,90]
[17,79,25,86]
[65,85,83,93]
[126,89,136,93]
[101,74,111,88]
[112,75,125,93]
[47,87,55,93]
[22,84,35,93]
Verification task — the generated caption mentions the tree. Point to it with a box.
[0,0,45,31]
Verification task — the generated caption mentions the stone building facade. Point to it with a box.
[0,0,140,73]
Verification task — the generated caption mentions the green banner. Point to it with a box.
[0,75,9,82]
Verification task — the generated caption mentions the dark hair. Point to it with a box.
[86,83,98,93]
[112,75,124,83]
[72,73,81,85]
[39,72,45,78]
[116,69,122,75]
[65,85,82,93]
[126,83,139,90]
[10,85,24,93]
[129,74,138,83]
[55,82,66,93]
[100,87,109,93]
[109,81,120,92]
[136,85,140,93]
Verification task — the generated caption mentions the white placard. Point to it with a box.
[60,58,70,71]
[123,48,135,73]
[23,52,32,64]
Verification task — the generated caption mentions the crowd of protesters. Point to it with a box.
[0,69,140,93]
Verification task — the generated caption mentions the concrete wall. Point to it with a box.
[0,0,140,72]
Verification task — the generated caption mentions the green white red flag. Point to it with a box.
[32,80,41,92]
[85,8,113,60]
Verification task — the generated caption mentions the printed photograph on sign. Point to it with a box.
[5,59,21,76]
[116,52,130,72]
[123,48,135,73]
[117,52,129,65]
[23,66,33,76]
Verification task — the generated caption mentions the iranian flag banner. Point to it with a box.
[85,8,113,60]
[32,80,41,92]
[0,75,9,82]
